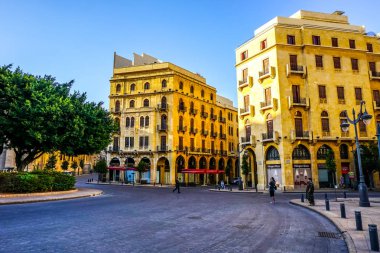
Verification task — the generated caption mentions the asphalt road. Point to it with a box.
[0,175,349,253]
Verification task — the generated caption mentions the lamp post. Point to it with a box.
[340,100,372,207]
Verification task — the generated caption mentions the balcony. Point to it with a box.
[369,71,380,80]
[286,64,307,78]
[201,148,210,154]
[201,111,208,119]
[189,108,198,116]
[238,76,253,90]
[201,130,208,136]
[322,131,330,137]
[218,117,226,123]
[189,146,197,152]
[210,114,217,121]
[157,145,168,152]
[262,132,274,142]
[341,131,350,138]
[157,125,168,132]
[239,105,255,119]
[219,133,226,139]
[110,108,121,114]
[176,146,188,152]
[360,131,368,137]
[177,125,187,133]
[260,98,278,113]
[157,103,169,111]
[189,128,198,135]
[112,146,120,153]
[290,130,312,143]
[287,96,310,110]
[219,150,227,156]
[241,136,251,143]
[258,66,276,83]
[211,132,218,138]
[211,149,218,155]
[373,101,380,110]
[178,105,187,113]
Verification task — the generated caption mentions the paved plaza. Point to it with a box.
[0,175,350,253]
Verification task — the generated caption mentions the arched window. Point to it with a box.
[140,116,144,128]
[161,97,167,109]
[317,144,333,160]
[179,81,183,90]
[211,108,214,117]
[210,93,213,100]
[145,116,149,127]
[219,125,223,135]
[295,111,303,137]
[220,142,224,152]
[144,82,150,90]
[201,90,204,97]
[266,114,273,138]
[115,100,120,112]
[126,117,130,128]
[179,116,183,128]
[292,145,310,160]
[161,115,167,129]
[190,85,194,93]
[116,84,121,92]
[130,117,135,127]
[201,104,205,113]
[130,83,136,91]
[129,100,135,108]
[218,158,225,170]
[190,101,194,110]
[161,79,167,88]
[179,98,185,110]
[211,123,214,135]
[245,119,251,142]
[321,111,330,134]
[190,118,194,130]
[143,99,149,107]
[219,110,222,118]
[201,121,205,131]
[266,146,280,160]
[340,144,349,159]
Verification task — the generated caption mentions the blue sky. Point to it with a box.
[1,0,380,108]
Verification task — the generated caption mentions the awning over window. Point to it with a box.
[180,169,224,174]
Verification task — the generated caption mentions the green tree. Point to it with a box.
[137,160,149,183]
[359,142,380,189]
[325,149,336,188]
[94,159,107,181]
[61,160,69,171]
[71,160,78,175]
[79,159,85,171]
[241,154,249,188]
[45,154,57,170]
[0,65,116,171]
[224,164,231,184]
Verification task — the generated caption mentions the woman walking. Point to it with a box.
[269,177,277,204]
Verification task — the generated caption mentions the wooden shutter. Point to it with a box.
[369,62,376,73]
[355,88,362,100]
[290,55,298,70]
[373,90,380,103]
[125,137,129,147]
[322,118,330,132]
[244,95,250,111]
[265,88,271,105]
[318,85,326,99]
[337,87,345,100]
[292,85,300,103]
[130,137,134,148]
[295,118,303,137]
[267,120,273,138]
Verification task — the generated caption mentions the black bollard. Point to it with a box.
[343,191,347,198]
[340,203,346,218]
[355,211,363,231]
[325,199,330,211]
[301,194,304,202]
[325,193,328,200]
[368,224,379,251]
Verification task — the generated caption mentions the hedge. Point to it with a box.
[0,171,76,193]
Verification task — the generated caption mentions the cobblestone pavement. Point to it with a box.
[0,175,347,253]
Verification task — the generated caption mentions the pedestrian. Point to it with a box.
[340,175,345,188]
[173,178,181,193]
[269,177,276,204]
[306,178,315,206]
[220,180,225,189]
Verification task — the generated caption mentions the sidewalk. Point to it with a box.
[0,188,103,205]
[290,197,380,253]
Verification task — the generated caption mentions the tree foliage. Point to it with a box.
[137,160,149,183]
[45,154,57,170]
[241,154,249,177]
[94,159,107,174]
[61,160,69,171]
[0,65,117,171]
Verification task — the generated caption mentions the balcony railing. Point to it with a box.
[286,64,306,78]
[341,131,350,138]
[360,131,368,137]
[211,149,218,155]
[241,136,251,143]
[157,145,168,152]
[201,148,210,154]
[292,97,307,105]
[189,108,198,116]
[295,130,310,138]
[201,130,208,136]
[374,101,380,110]
[322,131,330,137]
[178,105,187,113]
[157,125,168,132]
[218,117,226,123]
[177,125,187,133]
[219,133,226,139]
[260,101,272,109]
[211,132,218,138]
[201,111,208,118]
[262,132,273,141]
[157,104,169,111]
[112,146,120,153]
[259,70,270,78]
[189,128,198,135]
[176,146,188,152]
[240,108,249,114]
[370,71,380,80]
[219,150,227,156]
[210,114,217,121]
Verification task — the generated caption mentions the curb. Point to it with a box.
[0,189,78,198]
[209,189,264,193]
[0,189,103,205]
[289,200,356,253]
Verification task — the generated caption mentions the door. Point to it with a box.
[292,85,300,103]
[161,136,166,151]
[267,119,273,139]
[295,118,303,137]
[290,55,298,70]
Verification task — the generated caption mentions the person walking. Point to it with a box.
[306,178,315,206]
[173,178,181,193]
[269,177,276,204]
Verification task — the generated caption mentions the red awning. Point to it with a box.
[180,169,224,174]
[107,166,137,171]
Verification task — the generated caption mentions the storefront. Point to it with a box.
[293,164,311,189]
[266,164,282,187]
[341,162,350,187]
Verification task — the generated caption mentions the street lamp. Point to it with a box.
[340,100,372,207]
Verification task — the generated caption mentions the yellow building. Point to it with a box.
[109,53,239,185]
[236,10,380,190]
